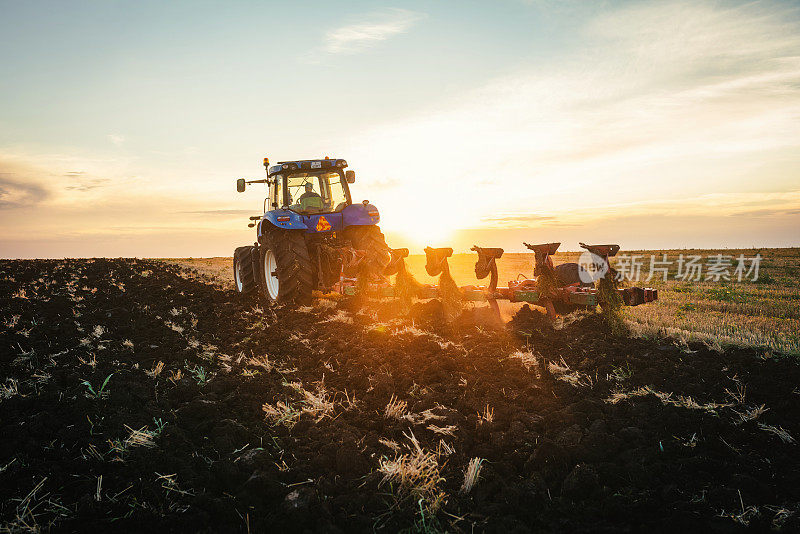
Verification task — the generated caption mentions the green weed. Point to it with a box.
[81,373,113,399]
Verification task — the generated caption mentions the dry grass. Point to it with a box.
[605,387,651,404]
[168,369,183,383]
[262,401,301,428]
[378,432,446,513]
[460,457,484,494]
[107,425,160,460]
[263,382,334,427]
[146,361,165,378]
[478,404,494,425]
[165,321,184,334]
[725,383,747,404]
[11,288,28,299]
[393,324,430,337]
[0,378,20,399]
[385,395,408,420]
[299,385,334,421]
[123,425,158,448]
[733,404,769,425]
[320,310,354,324]
[379,438,401,452]
[314,299,338,310]
[0,477,68,533]
[548,358,593,388]
[607,385,731,413]
[758,424,795,444]
[509,350,539,372]
[3,314,20,329]
[246,355,273,372]
[427,424,458,436]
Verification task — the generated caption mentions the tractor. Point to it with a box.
[233,157,389,304]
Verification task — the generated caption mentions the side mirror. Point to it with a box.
[236,178,246,193]
[345,170,355,183]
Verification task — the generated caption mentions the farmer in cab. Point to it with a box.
[298,182,323,212]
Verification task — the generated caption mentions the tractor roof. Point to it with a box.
[267,158,347,176]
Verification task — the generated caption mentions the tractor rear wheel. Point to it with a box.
[344,225,390,280]
[259,228,314,305]
[233,246,257,295]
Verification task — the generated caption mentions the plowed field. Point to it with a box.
[2,259,799,532]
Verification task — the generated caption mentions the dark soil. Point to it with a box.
[1,259,799,532]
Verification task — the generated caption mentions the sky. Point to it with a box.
[1,0,799,258]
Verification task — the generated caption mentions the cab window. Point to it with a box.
[284,171,349,214]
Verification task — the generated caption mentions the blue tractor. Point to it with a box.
[233,157,390,304]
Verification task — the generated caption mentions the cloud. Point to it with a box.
[481,213,555,226]
[64,180,110,192]
[730,208,800,218]
[0,174,51,209]
[182,209,255,216]
[108,134,125,146]
[64,173,111,192]
[321,8,423,55]
[341,0,800,236]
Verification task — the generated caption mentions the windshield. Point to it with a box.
[284,171,349,214]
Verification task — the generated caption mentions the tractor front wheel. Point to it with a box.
[259,228,314,305]
[233,246,257,295]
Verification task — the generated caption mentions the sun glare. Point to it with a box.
[375,189,464,250]
[383,215,455,249]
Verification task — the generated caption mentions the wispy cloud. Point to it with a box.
[481,213,555,224]
[0,174,50,209]
[320,8,423,55]
[65,178,110,192]
[182,209,254,216]
[342,1,800,237]
[108,134,125,146]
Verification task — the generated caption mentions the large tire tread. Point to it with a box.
[261,228,314,305]
[345,225,390,279]
[233,246,257,295]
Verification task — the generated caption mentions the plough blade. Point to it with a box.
[384,247,409,276]
[524,242,561,256]
[424,247,454,276]
[579,242,620,258]
[343,241,658,321]
[471,245,503,292]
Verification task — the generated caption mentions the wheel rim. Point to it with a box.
[234,259,244,292]
[264,249,279,300]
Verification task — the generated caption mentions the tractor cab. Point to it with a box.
[264,158,378,236]
[237,157,380,237]
[266,158,354,214]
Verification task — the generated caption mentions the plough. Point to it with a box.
[337,242,658,320]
